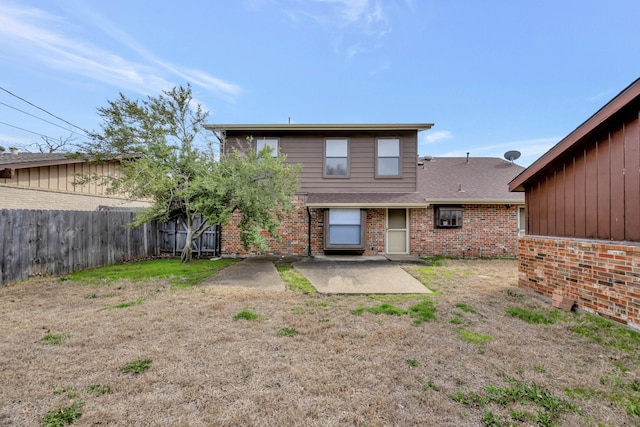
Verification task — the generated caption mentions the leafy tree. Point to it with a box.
[83,84,299,262]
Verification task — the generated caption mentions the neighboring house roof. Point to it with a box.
[205,123,434,132]
[418,157,525,204]
[0,153,89,177]
[306,192,427,208]
[509,77,640,191]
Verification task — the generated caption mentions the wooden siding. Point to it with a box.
[0,161,121,196]
[225,130,418,193]
[525,111,640,241]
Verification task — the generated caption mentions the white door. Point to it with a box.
[386,209,408,254]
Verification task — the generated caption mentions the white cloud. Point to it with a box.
[423,130,452,144]
[0,3,242,100]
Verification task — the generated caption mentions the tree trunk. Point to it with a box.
[180,215,195,263]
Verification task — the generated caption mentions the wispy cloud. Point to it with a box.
[423,130,452,144]
[277,0,393,56]
[0,3,242,100]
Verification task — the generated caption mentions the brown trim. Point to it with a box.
[206,123,434,132]
[323,208,366,251]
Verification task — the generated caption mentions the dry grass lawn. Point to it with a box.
[1,259,639,426]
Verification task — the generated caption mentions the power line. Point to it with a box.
[0,101,86,138]
[0,85,89,137]
[0,120,59,140]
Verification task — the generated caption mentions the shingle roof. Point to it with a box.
[306,192,426,207]
[0,152,73,166]
[418,157,525,203]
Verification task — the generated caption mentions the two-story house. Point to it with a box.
[206,123,433,257]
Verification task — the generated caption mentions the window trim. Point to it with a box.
[323,138,350,178]
[518,206,526,236]
[435,206,463,229]
[375,138,402,178]
[256,137,279,157]
[323,208,366,251]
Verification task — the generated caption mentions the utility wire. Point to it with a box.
[0,120,59,140]
[0,101,86,138]
[0,85,89,137]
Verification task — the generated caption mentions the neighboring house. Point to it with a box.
[206,123,433,257]
[0,152,150,211]
[416,156,525,258]
[509,78,640,330]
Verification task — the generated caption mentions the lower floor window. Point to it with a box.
[325,208,366,249]
[435,206,462,228]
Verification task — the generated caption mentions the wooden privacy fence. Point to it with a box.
[157,216,221,258]
[0,209,157,286]
[0,209,221,286]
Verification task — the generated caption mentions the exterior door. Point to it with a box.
[386,209,408,254]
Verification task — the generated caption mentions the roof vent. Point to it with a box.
[458,184,465,193]
[504,150,521,164]
[9,147,18,155]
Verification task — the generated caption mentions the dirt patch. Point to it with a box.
[0,259,638,426]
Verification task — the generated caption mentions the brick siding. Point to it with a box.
[222,200,520,258]
[518,235,640,330]
[410,204,520,258]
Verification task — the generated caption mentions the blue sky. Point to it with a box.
[0,0,639,166]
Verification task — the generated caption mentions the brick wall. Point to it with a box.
[222,202,520,258]
[410,204,520,257]
[518,235,640,330]
[221,199,390,256]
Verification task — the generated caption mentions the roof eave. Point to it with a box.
[425,198,525,205]
[205,123,434,132]
[305,202,428,208]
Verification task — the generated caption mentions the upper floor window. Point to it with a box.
[325,139,349,177]
[256,138,278,157]
[376,138,400,177]
[435,206,462,228]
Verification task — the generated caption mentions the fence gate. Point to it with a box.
[158,216,221,257]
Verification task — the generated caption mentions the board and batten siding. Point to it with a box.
[1,161,121,196]
[225,131,418,193]
[524,110,640,241]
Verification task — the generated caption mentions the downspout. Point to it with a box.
[307,206,312,257]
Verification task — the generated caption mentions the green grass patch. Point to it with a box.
[67,258,237,288]
[276,263,316,294]
[352,299,437,325]
[278,327,298,337]
[43,333,70,345]
[86,384,110,397]
[366,302,408,316]
[451,375,580,426]
[407,358,420,367]
[505,307,561,324]
[101,297,144,311]
[233,309,259,321]
[409,299,437,325]
[120,358,152,375]
[570,313,640,354]
[458,328,492,344]
[449,311,472,325]
[41,400,84,427]
[455,302,479,314]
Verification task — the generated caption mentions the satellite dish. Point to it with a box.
[504,150,521,163]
